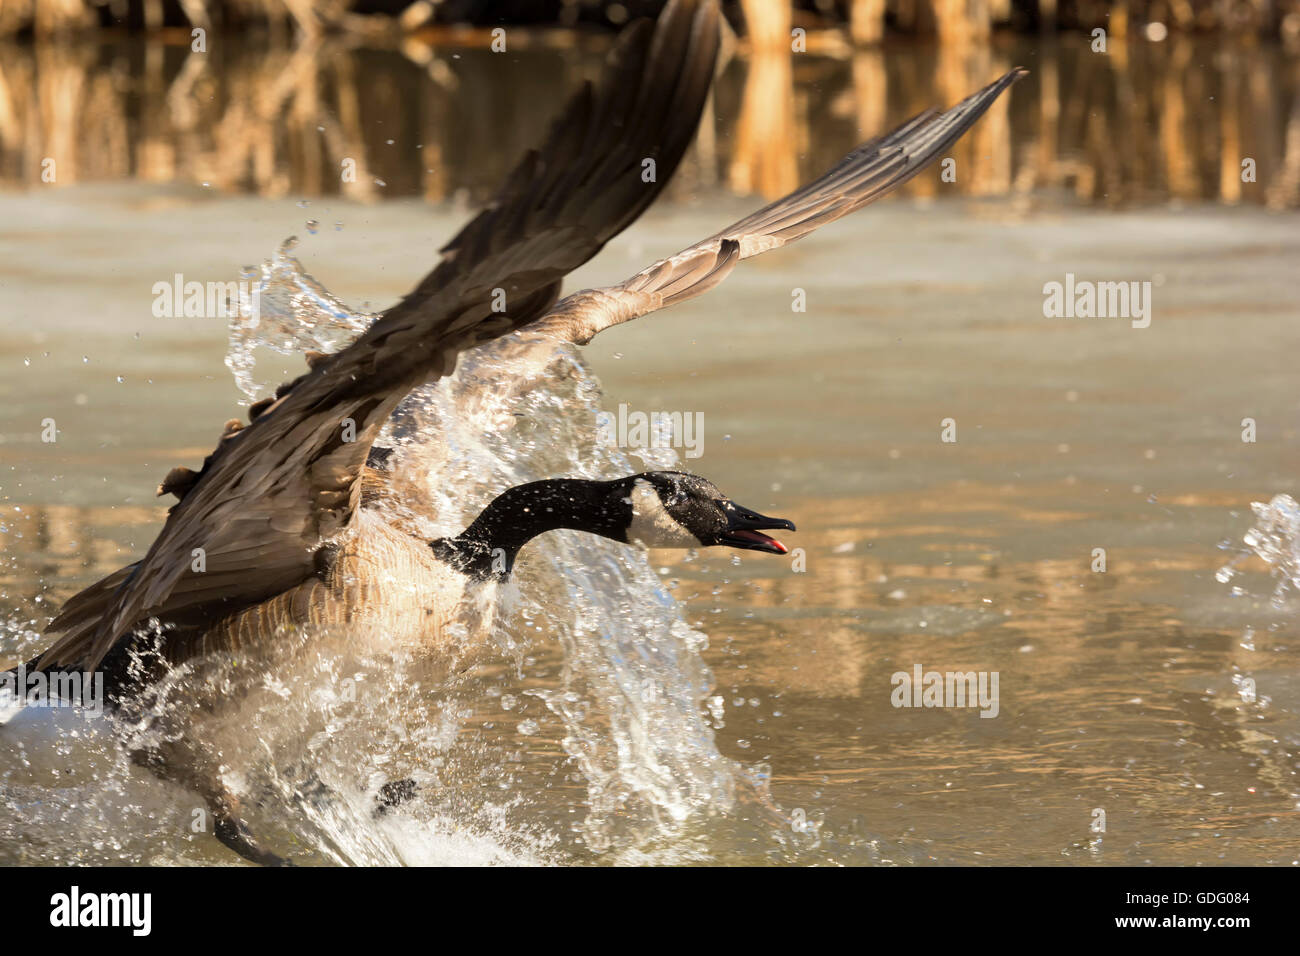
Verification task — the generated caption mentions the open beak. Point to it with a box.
[718,502,796,555]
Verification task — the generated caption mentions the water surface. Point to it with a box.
[1,32,1298,865]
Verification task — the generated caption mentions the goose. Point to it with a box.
[7,0,1024,864]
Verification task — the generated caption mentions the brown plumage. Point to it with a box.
[36,10,1024,693]
[20,4,1027,867]
[163,512,473,664]
[39,0,724,677]
[527,68,1028,345]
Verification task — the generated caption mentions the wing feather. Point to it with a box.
[526,68,1027,345]
[39,0,722,672]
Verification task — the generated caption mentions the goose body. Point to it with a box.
[195,510,474,661]
[10,0,1025,863]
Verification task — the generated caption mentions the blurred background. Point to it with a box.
[0,0,1297,207]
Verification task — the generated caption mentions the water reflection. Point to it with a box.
[6,476,1294,863]
[0,32,1296,206]
[658,480,1300,864]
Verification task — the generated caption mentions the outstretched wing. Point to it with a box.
[524,68,1026,346]
[40,0,722,673]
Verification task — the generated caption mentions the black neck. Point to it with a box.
[431,477,635,579]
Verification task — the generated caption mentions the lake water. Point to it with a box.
[1,30,1298,865]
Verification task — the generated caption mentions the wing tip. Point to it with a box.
[993,67,1030,94]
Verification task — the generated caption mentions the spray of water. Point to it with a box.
[220,243,746,858]
[1216,494,1300,608]
[0,240,802,864]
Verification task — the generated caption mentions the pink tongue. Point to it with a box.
[730,529,788,553]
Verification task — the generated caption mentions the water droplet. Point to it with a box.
[373,178,387,187]
[333,221,343,232]
[305,219,319,234]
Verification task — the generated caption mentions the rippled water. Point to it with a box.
[4,204,1298,866]
[1,25,1299,860]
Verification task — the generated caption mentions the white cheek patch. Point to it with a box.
[625,479,700,549]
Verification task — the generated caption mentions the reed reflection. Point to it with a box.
[0,31,1295,206]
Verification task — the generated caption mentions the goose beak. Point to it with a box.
[719,503,796,555]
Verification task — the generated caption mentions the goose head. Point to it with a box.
[436,471,796,579]
[622,471,795,555]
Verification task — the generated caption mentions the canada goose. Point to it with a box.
[9,0,1024,864]
[103,470,797,681]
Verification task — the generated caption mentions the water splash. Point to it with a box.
[216,245,744,857]
[1217,494,1300,608]
[0,244,791,864]
[225,238,374,402]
